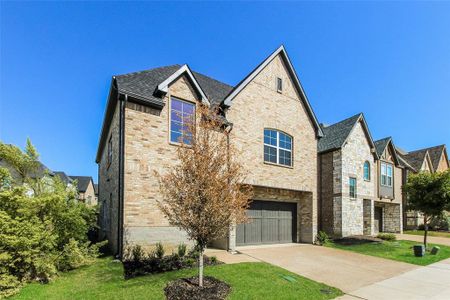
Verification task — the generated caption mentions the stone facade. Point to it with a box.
[225,54,319,244]
[435,151,449,172]
[98,52,321,254]
[320,120,376,237]
[375,143,403,233]
[98,101,121,254]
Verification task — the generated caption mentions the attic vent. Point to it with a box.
[277,77,283,93]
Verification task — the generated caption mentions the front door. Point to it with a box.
[374,206,383,233]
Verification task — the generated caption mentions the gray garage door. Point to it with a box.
[236,200,297,246]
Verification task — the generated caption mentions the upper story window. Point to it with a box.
[264,129,292,167]
[107,135,112,168]
[277,77,283,93]
[170,97,195,144]
[349,177,357,198]
[380,162,393,187]
[363,161,370,181]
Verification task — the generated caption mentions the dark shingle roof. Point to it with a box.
[69,176,93,193]
[402,149,429,172]
[54,171,73,184]
[318,113,362,153]
[426,145,446,171]
[374,137,391,157]
[115,65,233,107]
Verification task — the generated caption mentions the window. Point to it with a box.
[277,77,283,92]
[170,97,195,144]
[264,129,292,166]
[107,135,112,168]
[349,177,357,198]
[380,162,393,187]
[363,161,371,181]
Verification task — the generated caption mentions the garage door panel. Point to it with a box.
[262,218,278,243]
[245,218,262,244]
[236,200,296,246]
[279,219,293,242]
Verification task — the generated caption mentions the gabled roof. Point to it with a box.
[69,176,94,193]
[401,149,433,172]
[426,145,447,171]
[222,45,323,137]
[115,65,233,107]
[54,171,73,185]
[373,137,401,166]
[318,113,376,156]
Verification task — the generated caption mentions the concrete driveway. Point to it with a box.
[238,244,417,293]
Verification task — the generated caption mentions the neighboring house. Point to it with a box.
[96,45,323,256]
[397,144,449,229]
[318,113,378,237]
[69,175,97,206]
[373,137,403,233]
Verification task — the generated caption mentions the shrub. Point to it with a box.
[131,245,145,263]
[177,243,187,257]
[376,233,396,241]
[315,231,330,245]
[429,213,450,231]
[0,140,105,297]
[155,242,165,259]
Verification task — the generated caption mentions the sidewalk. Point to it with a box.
[397,233,450,247]
[339,258,450,299]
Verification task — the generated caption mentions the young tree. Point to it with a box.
[404,170,450,249]
[155,105,252,287]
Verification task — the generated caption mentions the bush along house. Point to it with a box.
[96,45,324,256]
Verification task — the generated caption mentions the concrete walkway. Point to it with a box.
[339,258,450,299]
[237,244,416,293]
[397,233,450,247]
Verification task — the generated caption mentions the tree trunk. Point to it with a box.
[424,215,428,250]
[198,249,204,287]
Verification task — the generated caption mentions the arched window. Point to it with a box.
[263,129,293,167]
[363,161,371,181]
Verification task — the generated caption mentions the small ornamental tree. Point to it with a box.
[155,105,252,287]
[404,170,450,249]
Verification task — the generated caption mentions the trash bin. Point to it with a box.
[413,245,425,257]
[431,246,440,255]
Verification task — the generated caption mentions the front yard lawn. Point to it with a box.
[12,257,342,300]
[404,230,450,238]
[327,240,450,266]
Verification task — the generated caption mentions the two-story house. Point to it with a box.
[397,144,449,229]
[96,46,323,256]
[318,113,378,237]
[373,137,403,233]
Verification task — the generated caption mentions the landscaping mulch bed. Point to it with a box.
[334,235,383,245]
[164,276,231,300]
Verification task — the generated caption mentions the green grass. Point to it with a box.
[404,230,450,238]
[12,257,342,300]
[327,240,450,266]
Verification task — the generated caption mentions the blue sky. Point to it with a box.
[1,1,449,181]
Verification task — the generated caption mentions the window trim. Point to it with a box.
[276,77,283,93]
[380,162,393,187]
[169,96,196,145]
[349,177,357,199]
[363,161,371,181]
[263,128,293,167]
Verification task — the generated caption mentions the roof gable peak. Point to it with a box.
[223,45,323,137]
[156,64,210,105]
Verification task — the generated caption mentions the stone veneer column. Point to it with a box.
[363,199,374,235]
[228,225,237,253]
